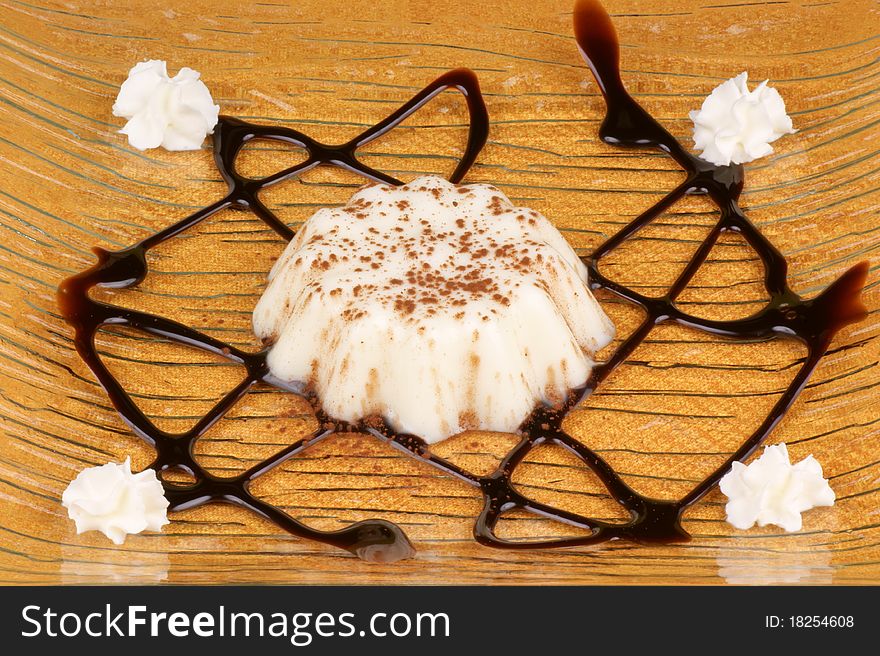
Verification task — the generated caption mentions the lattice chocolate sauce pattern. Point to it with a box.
[58,3,867,561]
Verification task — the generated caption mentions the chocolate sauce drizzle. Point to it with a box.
[59,1,867,561]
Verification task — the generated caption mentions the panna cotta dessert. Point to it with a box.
[253,175,614,443]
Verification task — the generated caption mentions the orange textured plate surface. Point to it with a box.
[0,0,877,584]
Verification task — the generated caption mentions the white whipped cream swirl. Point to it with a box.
[719,443,834,532]
[62,457,169,544]
[112,60,219,151]
[690,72,795,166]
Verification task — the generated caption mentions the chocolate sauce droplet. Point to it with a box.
[342,520,417,564]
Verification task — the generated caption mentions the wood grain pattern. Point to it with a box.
[0,0,878,585]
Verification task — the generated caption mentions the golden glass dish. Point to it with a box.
[0,0,877,584]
